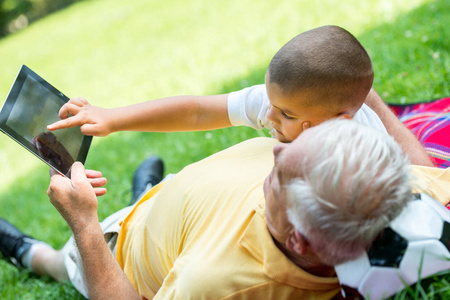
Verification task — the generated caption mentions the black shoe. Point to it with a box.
[0,218,36,268]
[131,156,164,205]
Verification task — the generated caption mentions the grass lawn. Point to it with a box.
[0,0,449,298]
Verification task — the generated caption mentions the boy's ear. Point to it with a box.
[286,230,308,255]
[301,121,311,131]
[334,113,352,120]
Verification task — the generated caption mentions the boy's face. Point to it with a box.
[265,79,334,143]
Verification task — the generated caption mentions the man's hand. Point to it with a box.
[47,98,115,137]
[47,162,107,234]
[48,163,139,299]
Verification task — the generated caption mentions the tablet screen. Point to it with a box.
[0,65,92,177]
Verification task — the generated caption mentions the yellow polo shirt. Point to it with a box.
[116,137,340,299]
[411,165,450,205]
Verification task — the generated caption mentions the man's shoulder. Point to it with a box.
[203,137,278,162]
[230,137,278,151]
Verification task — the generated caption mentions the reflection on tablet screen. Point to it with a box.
[31,131,75,177]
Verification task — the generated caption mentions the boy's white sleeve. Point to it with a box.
[227,84,272,130]
[353,103,389,135]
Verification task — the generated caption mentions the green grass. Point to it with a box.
[0,0,449,298]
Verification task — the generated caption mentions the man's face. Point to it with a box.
[265,76,333,143]
[263,138,304,243]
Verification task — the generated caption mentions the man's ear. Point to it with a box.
[286,230,308,255]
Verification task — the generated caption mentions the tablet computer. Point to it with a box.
[0,65,92,178]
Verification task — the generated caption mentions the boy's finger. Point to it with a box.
[58,103,83,119]
[47,119,66,131]
[47,119,75,131]
[68,97,89,106]
[80,124,101,136]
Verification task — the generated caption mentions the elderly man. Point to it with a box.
[1,119,413,299]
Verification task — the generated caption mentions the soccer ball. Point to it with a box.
[335,193,450,300]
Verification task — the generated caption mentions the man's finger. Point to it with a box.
[94,188,107,197]
[85,169,103,179]
[70,162,88,184]
[89,177,107,188]
[47,171,67,198]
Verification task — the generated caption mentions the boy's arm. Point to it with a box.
[365,89,434,167]
[48,94,231,136]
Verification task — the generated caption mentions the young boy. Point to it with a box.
[47,25,432,166]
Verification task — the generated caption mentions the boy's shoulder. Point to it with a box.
[353,104,388,135]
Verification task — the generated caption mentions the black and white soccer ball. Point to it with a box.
[335,193,450,300]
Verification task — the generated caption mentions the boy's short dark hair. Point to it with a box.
[267,25,374,111]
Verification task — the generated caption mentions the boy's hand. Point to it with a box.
[47,162,107,233]
[47,98,115,137]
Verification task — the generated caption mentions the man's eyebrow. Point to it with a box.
[274,155,286,182]
[276,166,288,188]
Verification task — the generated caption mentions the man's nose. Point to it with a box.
[273,142,287,159]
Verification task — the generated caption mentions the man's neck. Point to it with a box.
[273,238,335,278]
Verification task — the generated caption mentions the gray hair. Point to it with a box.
[285,119,412,265]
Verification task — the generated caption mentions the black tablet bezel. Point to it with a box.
[0,65,92,177]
